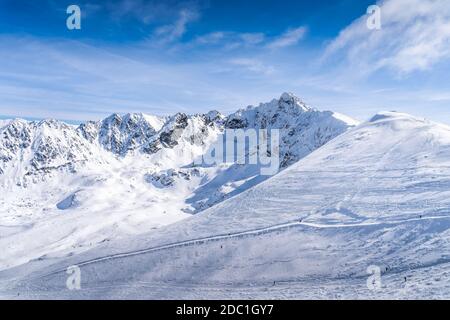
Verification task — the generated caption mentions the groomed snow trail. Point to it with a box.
[27,213,450,281]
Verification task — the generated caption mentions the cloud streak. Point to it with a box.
[104,0,200,25]
[267,27,307,49]
[154,9,200,42]
[323,0,450,75]
[228,58,275,75]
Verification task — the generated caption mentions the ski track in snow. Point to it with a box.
[35,214,450,280]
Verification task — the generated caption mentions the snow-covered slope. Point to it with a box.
[0,93,356,271]
[1,111,450,299]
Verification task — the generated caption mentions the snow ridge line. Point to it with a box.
[37,214,450,279]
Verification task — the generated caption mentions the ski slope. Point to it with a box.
[1,111,450,299]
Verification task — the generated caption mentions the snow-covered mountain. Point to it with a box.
[2,111,449,299]
[0,93,357,271]
[0,93,356,182]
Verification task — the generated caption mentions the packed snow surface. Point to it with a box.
[1,110,450,299]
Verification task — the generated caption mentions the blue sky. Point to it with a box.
[1,0,450,123]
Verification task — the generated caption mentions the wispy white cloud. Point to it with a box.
[267,27,307,49]
[194,32,227,45]
[0,36,280,121]
[323,0,450,75]
[228,58,275,75]
[106,0,163,24]
[154,9,199,42]
[105,0,199,25]
[190,27,308,51]
[240,33,266,46]
[193,31,265,50]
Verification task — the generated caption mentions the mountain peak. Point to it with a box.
[369,111,414,122]
[103,113,122,124]
[280,92,297,102]
[205,110,225,122]
[278,92,311,112]
[367,111,430,128]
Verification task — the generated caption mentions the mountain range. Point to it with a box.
[0,93,356,271]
